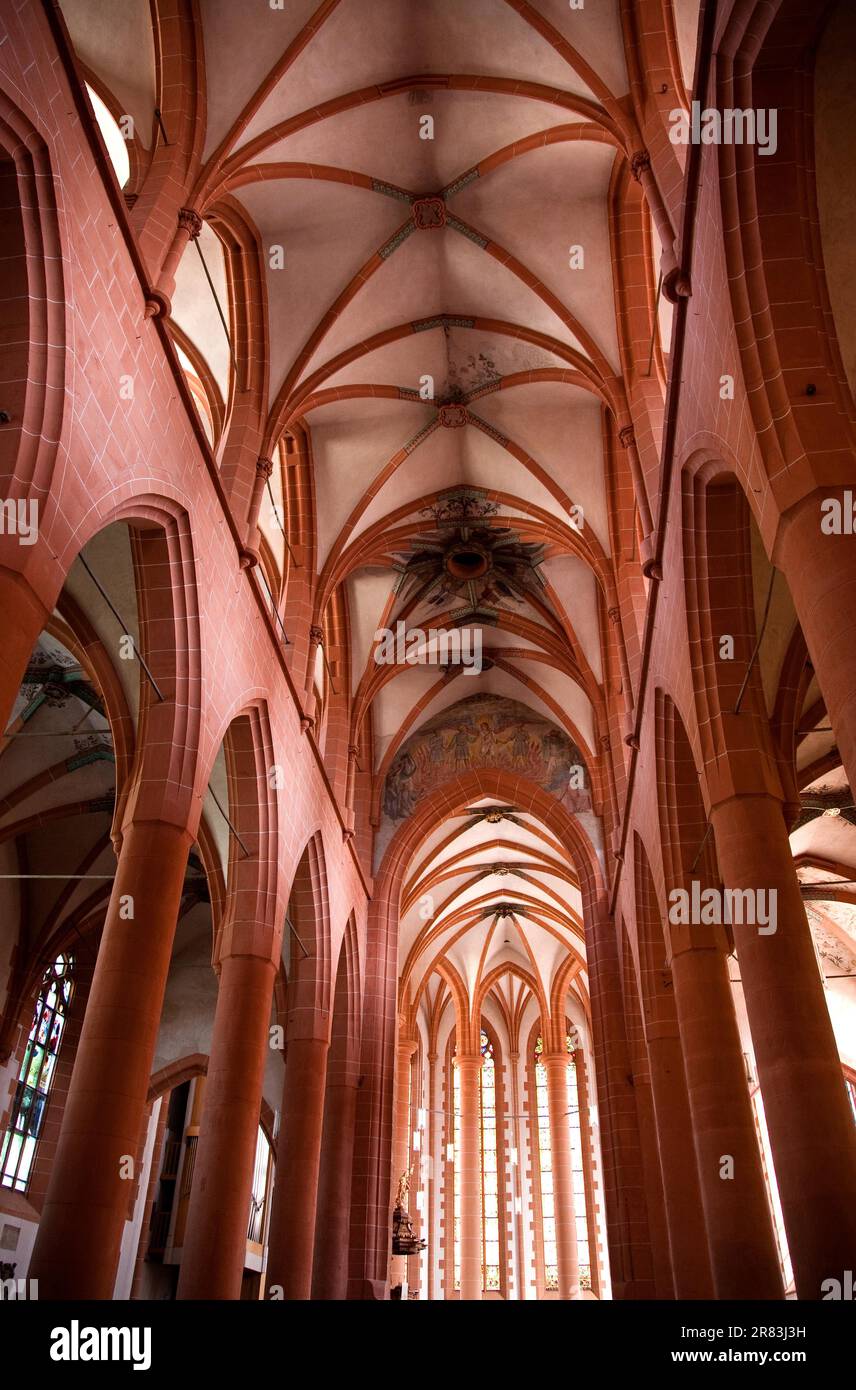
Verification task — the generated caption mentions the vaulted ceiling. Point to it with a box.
[52,0,856,1035]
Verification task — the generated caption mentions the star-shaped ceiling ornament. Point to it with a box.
[391,488,546,620]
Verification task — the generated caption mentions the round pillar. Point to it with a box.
[29,820,193,1299]
[265,1035,329,1299]
[542,1052,580,1300]
[586,899,658,1298]
[644,1023,714,1298]
[176,952,276,1299]
[671,943,784,1298]
[311,1074,359,1299]
[711,792,856,1297]
[455,1053,483,1301]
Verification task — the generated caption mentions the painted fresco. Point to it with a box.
[382,694,592,822]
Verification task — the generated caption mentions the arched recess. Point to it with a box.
[0,94,67,720]
[681,459,787,806]
[283,829,333,1035]
[0,93,66,502]
[203,196,270,530]
[716,0,855,494]
[0,583,136,1072]
[348,766,604,1301]
[312,911,362,1300]
[101,506,202,835]
[212,703,279,963]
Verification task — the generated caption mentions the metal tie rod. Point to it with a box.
[78,553,165,702]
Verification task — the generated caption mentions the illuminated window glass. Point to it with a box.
[451,1029,503,1294]
[85,84,130,188]
[480,1029,500,1292]
[452,1058,461,1291]
[533,1032,591,1291]
[1,955,74,1192]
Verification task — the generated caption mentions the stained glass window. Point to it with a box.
[533,1033,591,1291]
[1,955,74,1192]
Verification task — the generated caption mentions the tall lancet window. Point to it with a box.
[1,954,74,1192]
[480,1029,500,1292]
[450,1027,502,1294]
[533,1033,591,1291]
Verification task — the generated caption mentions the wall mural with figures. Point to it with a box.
[376,694,597,867]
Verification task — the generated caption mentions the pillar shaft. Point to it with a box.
[644,1026,714,1298]
[586,900,657,1297]
[542,1053,579,1300]
[312,1078,359,1299]
[176,952,276,1299]
[456,1054,482,1301]
[711,793,856,1297]
[671,944,783,1298]
[266,1035,328,1299]
[29,820,192,1299]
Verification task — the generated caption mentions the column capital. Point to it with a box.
[256,456,275,478]
[540,1048,572,1068]
[453,1051,483,1072]
[629,148,651,181]
[618,424,636,449]
[178,207,203,239]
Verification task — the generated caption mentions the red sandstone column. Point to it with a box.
[29,820,192,1299]
[265,1036,329,1299]
[671,942,783,1298]
[644,1022,714,1298]
[455,1053,483,1301]
[542,1052,580,1300]
[176,952,276,1299]
[156,208,201,304]
[312,1069,359,1299]
[711,792,856,1297]
[586,900,657,1298]
[389,1036,417,1292]
[778,491,856,796]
